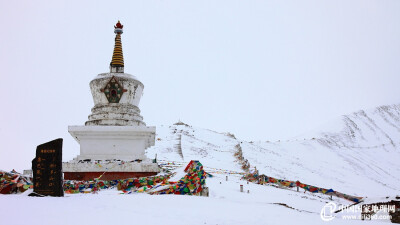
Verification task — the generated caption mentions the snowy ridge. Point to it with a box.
[147,124,242,174]
[315,104,400,149]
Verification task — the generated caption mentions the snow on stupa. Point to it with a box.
[63,21,159,180]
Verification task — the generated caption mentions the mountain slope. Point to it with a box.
[147,104,400,197]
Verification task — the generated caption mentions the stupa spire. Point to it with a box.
[110,20,124,73]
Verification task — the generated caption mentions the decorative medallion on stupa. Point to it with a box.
[63,21,159,180]
[101,77,127,103]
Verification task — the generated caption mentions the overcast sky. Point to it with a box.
[1,0,399,171]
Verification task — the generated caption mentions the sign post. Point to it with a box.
[29,138,64,197]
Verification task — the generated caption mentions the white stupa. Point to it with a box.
[63,21,159,180]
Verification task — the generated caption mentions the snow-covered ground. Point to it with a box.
[1,174,382,225]
[1,104,399,224]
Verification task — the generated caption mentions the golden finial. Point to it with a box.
[110,21,124,72]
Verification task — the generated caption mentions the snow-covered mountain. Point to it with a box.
[147,104,400,197]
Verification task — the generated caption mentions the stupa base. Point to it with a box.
[68,126,156,161]
[64,171,158,180]
[63,160,160,181]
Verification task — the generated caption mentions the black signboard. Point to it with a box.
[30,138,63,197]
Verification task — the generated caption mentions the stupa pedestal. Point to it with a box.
[63,21,159,180]
[67,126,155,161]
[63,126,158,180]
